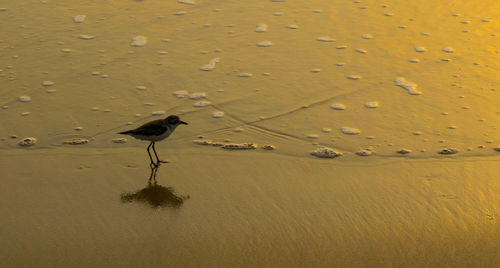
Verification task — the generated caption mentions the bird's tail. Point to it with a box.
[119,130,134,135]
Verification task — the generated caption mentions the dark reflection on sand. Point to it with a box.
[121,165,189,208]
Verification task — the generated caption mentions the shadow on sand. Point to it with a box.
[121,165,189,209]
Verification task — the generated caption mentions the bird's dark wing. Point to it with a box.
[119,119,167,136]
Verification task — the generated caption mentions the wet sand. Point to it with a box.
[1,0,500,267]
[2,148,500,267]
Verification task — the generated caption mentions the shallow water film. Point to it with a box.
[1,0,499,267]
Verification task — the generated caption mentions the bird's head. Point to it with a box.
[165,115,188,126]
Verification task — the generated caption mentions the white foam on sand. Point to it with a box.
[200,58,219,71]
[131,36,147,47]
[364,101,379,108]
[316,37,335,42]
[347,75,361,80]
[330,103,346,110]
[310,147,343,158]
[257,41,273,47]
[73,15,86,23]
[395,77,422,95]
[212,111,224,118]
[415,46,426,52]
[178,0,195,5]
[255,24,268,32]
[341,127,361,135]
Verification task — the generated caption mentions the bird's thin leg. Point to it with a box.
[147,142,157,166]
[152,142,168,163]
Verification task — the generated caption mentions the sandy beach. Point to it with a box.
[1,0,499,267]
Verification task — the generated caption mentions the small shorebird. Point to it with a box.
[119,115,188,166]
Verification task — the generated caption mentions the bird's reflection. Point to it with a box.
[121,165,189,208]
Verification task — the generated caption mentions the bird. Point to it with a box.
[119,115,188,166]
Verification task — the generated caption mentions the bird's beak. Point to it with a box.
[180,121,188,125]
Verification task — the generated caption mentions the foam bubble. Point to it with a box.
[42,81,54,86]
[64,138,89,145]
[347,75,361,80]
[152,110,166,116]
[261,145,276,150]
[395,77,422,95]
[79,35,95,40]
[356,149,372,156]
[222,143,257,150]
[174,11,187,15]
[341,127,360,135]
[212,111,224,118]
[361,34,373,39]
[18,96,31,102]
[311,68,321,73]
[438,148,459,155]
[257,41,273,47]
[287,25,298,29]
[18,137,37,147]
[336,45,348,49]
[255,24,268,32]
[189,92,206,99]
[178,0,195,4]
[415,46,427,52]
[330,103,346,110]
[364,101,379,108]
[200,58,219,71]
[316,37,335,42]
[442,47,455,53]
[136,86,146,91]
[112,138,127,143]
[355,49,367,54]
[408,59,420,63]
[73,15,86,23]
[131,36,147,47]
[193,139,212,145]
[238,73,253,77]
[310,147,342,158]
[173,90,188,98]
[193,101,211,107]
[396,148,412,154]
